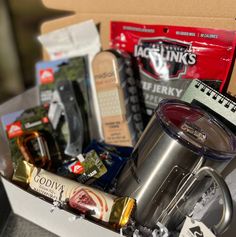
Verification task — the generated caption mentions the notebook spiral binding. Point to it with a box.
[181,79,236,126]
[194,80,236,112]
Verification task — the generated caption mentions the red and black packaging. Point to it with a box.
[111,21,236,123]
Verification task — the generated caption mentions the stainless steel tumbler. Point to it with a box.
[117,99,236,234]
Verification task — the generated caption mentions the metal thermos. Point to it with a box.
[117,99,236,234]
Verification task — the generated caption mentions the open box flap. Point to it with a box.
[42,0,236,19]
[41,14,236,50]
[228,63,236,96]
[40,2,236,94]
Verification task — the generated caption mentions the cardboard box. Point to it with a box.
[227,64,236,97]
[1,1,236,236]
[1,177,121,237]
[41,0,236,49]
[2,88,236,237]
[41,0,236,97]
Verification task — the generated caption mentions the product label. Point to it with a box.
[179,216,216,237]
[6,121,23,138]
[102,116,133,146]
[94,71,116,88]
[1,106,57,170]
[68,160,84,174]
[30,168,69,200]
[134,38,196,80]
[93,50,140,144]
[141,79,191,115]
[40,68,54,84]
[111,22,236,119]
[30,168,114,221]
[84,150,107,178]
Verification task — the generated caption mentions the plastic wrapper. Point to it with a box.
[38,20,103,141]
[92,49,143,146]
[83,140,133,191]
[110,21,236,123]
[0,87,39,178]
[57,150,108,184]
[1,105,61,171]
[12,160,135,228]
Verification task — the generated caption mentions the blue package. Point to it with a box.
[83,140,133,191]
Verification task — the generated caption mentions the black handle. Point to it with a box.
[57,79,84,156]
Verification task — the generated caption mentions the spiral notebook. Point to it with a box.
[181,79,236,133]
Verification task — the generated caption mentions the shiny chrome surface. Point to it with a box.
[203,168,233,235]
[158,167,233,235]
[117,116,202,226]
[117,107,233,229]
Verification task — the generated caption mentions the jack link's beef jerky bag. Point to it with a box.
[111,22,236,122]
